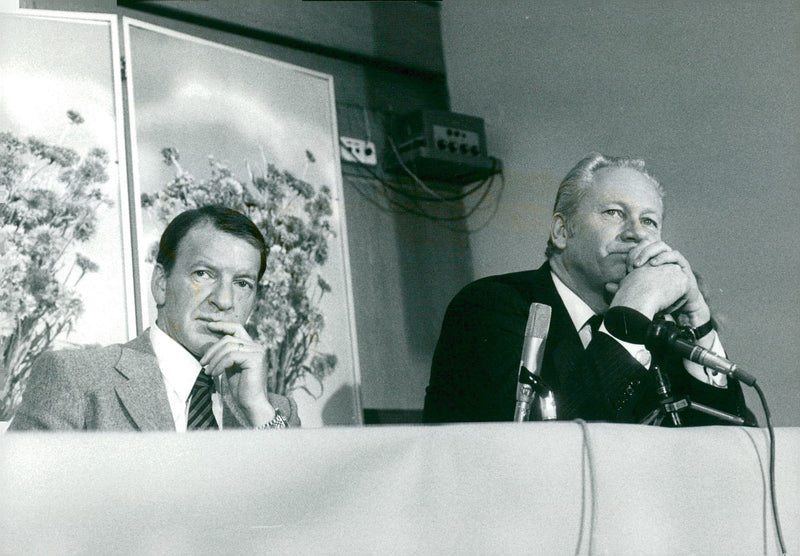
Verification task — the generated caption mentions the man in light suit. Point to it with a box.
[423,153,750,425]
[10,206,299,431]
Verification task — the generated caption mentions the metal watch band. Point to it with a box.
[257,409,287,430]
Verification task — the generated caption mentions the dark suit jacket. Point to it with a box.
[423,262,749,425]
[9,329,300,431]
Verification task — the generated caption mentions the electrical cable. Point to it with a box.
[739,426,770,555]
[576,396,786,556]
[339,137,503,233]
[369,169,501,232]
[753,381,787,555]
[342,137,495,204]
[346,175,403,215]
[387,135,449,201]
[386,135,500,203]
[463,167,504,233]
[574,419,597,556]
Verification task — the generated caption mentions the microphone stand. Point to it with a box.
[641,352,683,426]
[639,319,746,427]
[515,367,557,421]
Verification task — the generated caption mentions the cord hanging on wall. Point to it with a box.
[337,104,504,232]
[340,135,504,234]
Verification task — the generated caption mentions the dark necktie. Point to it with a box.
[589,314,603,334]
[586,313,604,345]
[188,372,218,430]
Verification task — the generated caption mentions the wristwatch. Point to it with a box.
[257,409,288,430]
[679,320,714,343]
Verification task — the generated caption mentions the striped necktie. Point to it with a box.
[188,372,218,430]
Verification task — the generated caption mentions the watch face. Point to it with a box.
[678,326,697,343]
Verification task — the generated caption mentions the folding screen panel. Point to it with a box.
[123,19,361,426]
[0,11,134,419]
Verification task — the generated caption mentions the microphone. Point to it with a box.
[604,306,756,386]
[514,303,556,421]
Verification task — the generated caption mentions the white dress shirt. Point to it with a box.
[550,272,728,387]
[150,325,224,431]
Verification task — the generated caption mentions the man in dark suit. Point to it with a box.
[423,153,749,425]
[11,206,299,431]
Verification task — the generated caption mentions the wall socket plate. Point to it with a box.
[340,137,377,166]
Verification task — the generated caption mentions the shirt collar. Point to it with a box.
[149,324,203,404]
[550,271,598,332]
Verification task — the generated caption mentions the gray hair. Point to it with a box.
[545,152,665,258]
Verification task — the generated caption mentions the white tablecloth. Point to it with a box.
[2,422,798,555]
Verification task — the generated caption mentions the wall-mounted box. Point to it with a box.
[388,110,500,185]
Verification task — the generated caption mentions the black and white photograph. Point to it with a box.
[1,1,797,555]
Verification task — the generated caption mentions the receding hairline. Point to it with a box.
[592,164,661,190]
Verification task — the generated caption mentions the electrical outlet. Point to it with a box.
[340,137,377,166]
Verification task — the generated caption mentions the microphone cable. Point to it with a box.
[573,418,598,556]
[753,381,787,555]
[739,424,770,555]
[574,394,787,556]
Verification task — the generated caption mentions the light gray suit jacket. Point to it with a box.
[9,330,300,431]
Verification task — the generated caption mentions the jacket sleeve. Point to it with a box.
[220,371,301,428]
[575,332,659,422]
[423,280,528,423]
[8,351,86,431]
[573,332,751,425]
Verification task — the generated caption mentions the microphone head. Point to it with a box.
[604,306,651,343]
[525,303,552,339]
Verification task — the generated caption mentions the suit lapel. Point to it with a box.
[113,331,175,431]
